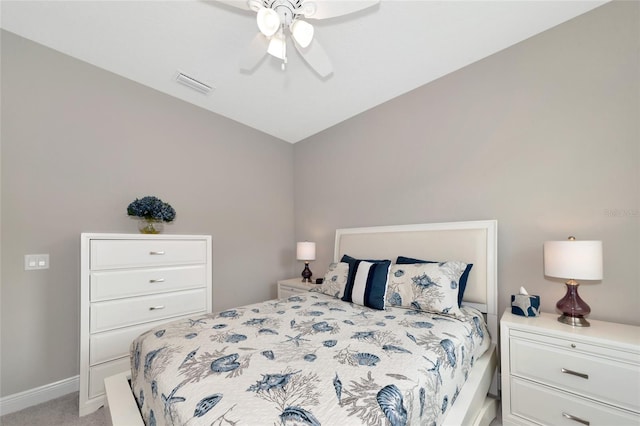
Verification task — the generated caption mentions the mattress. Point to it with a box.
[130,292,490,425]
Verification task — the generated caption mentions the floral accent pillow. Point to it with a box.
[386,261,468,316]
[310,262,349,299]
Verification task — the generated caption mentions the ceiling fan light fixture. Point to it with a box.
[267,33,287,60]
[291,20,314,48]
[257,7,280,37]
[300,2,317,17]
[230,0,381,76]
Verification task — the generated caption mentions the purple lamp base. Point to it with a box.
[556,281,591,327]
[301,262,312,283]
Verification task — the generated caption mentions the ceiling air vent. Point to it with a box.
[175,72,214,94]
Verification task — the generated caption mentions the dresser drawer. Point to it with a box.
[510,335,640,412]
[90,265,207,301]
[90,288,206,333]
[510,377,640,426]
[90,239,207,270]
[90,317,182,365]
[89,356,130,399]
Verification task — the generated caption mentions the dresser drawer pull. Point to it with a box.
[149,278,165,283]
[149,251,165,255]
[561,368,589,380]
[562,412,590,425]
[149,305,165,311]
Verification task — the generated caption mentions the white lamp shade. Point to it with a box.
[291,19,314,48]
[257,7,280,37]
[267,33,287,60]
[544,240,603,280]
[296,242,316,261]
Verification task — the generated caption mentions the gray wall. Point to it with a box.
[1,0,638,401]
[0,31,295,396]
[294,2,639,326]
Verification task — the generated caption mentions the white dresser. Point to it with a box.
[277,277,318,299]
[79,233,212,416]
[500,310,640,426]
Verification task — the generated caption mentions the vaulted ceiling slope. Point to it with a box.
[1,1,608,143]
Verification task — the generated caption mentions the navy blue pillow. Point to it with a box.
[396,256,472,307]
[341,254,391,310]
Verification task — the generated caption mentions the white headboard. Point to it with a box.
[334,220,498,340]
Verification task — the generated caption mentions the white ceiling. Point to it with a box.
[1,0,608,143]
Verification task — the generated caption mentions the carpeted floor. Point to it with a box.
[0,392,109,426]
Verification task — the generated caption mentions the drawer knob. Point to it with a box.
[562,412,590,425]
[149,305,165,311]
[149,278,165,283]
[149,251,165,255]
[571,343,576,348]
[561,368,589,380]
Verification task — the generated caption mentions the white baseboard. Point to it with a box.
[0,375,79,416]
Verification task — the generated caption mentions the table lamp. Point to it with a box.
[544,237,603,327]
[296,242,316,282]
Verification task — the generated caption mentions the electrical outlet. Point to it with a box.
[24,254,49,270]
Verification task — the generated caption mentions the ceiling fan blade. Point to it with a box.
[239,33,269,72]
[215,0,251,11]
[215,0,263,12]
[300,0,380,20]
[294,38,333,78]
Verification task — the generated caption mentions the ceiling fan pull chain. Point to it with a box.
[281,24,287,71]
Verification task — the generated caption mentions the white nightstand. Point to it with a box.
[500,309,640,426]
[277,278,319,299]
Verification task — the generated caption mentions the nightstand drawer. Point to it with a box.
[280,285,309,294]
[90,288,206,333]
[279,284,310,299]
[90,265,207,301]
[90,239,207,269]
[277,278,317,299]
[511,377,640,426]
[510,336,640,412]
[511,329,639,364]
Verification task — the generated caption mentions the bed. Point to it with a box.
[105,220,498,425]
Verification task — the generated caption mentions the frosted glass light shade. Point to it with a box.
[291,20,314,48]
[257,7,280,37]
[267,34,286,60]
[544,240,603,280]
[296,242,316,261]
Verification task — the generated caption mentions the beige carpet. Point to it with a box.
[0,392,109,426]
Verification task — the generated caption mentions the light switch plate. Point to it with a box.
[25,254,49,270]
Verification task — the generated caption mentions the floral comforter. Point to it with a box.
[130,292,490,426]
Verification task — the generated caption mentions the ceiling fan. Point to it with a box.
[217,0,380,77]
